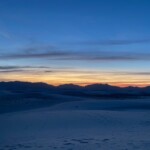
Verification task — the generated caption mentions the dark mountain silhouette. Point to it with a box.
[85,84,120,91]
[0,81,56,92]
[0,81,147,91]
[57,84,82,90]
[0,81,150,114]
[0,81,150,96]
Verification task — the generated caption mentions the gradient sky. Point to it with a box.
[0,0,150,86]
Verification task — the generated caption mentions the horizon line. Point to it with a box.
[0,80,150,88]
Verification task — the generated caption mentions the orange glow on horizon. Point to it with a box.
[1,70,150,87]
[1,79,150,88]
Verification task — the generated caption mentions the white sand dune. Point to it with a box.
[0,99,150,150]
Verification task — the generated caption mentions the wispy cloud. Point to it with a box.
[1,51,150,61]
[1,65,150,77]
[72,39,150,46]
[118,72,150,76]
[0,51,69,59]
[0,65,51,70]
[0,69,24,73]
[43,69,150,77]
[0,65,53,74]
[1,45,150,62]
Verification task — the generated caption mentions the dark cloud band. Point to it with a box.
[1,45,150,62]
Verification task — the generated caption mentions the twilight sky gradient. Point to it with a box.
[0,0,150,86]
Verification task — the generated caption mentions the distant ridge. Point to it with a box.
[57,84,82,89]
[0,81,150,114]
[0,81,150,93]
[0,81,55,92]
[0,81,149,89]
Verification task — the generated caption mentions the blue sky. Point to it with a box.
[0,0,150,86]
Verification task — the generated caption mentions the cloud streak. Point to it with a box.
[1,65,150,77]
[73,39,150,46]
[0,69,24,73]
[0,65,52,70]
[1,50,150,62]
[117,72,150,76]
[1,45,150,62]
[0,65,53,74]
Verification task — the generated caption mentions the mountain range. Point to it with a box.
[1,81,150,114]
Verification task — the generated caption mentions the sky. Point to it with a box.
[0,0,150,86]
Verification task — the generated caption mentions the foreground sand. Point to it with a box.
[0,99,150,150]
